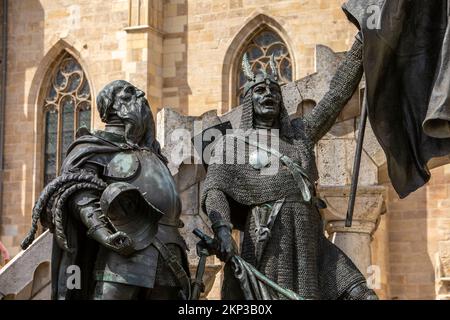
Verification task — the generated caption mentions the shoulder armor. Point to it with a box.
[103,152,140,180]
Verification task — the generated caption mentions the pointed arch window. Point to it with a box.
[236,28,293,105]
[43,52,92,185]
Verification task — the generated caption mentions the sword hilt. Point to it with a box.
[191,229,216,300]
[193,228,219,255]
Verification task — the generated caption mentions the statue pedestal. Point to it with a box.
[318,186,386,276]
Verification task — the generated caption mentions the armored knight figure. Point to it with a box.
[201,34,378,300]
[21,80,190,300]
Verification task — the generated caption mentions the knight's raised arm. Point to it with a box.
[301,33,363,143]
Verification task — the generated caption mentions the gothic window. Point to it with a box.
[236,28,293,105]
[43,53,92,185]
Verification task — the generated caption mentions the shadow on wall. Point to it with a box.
[0,0,44,257]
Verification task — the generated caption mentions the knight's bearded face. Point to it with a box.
[112,84,152,147]
[252,82,282,127]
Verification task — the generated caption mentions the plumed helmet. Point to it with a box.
[242,53,281,97]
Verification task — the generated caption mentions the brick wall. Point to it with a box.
[0,0,4,259]
[161,0,357,115]
[380,165,450,299]
[0,0,359,256]
[1,0,450,300]
[1,0,131,255]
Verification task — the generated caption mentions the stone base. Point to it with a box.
[319,185,386,276]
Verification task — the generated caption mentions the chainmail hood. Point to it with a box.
[239,81,296,142]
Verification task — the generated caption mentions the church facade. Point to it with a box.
[0,0,449,300]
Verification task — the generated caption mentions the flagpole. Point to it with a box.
[345,97,368,227]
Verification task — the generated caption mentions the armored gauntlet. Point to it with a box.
[72,191,135,256]
[211,219,235,262]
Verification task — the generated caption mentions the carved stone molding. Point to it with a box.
[435,241,450,300]
[0,231,52,300]
[319,185,386,275]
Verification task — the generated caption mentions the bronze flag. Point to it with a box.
[343,0,450,198]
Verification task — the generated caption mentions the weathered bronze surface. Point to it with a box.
[22,80,190,300]
[201,38,378,300]
[344,0,450,198]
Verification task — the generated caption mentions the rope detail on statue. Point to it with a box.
[21,170,107,251]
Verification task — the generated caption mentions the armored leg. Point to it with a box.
[340,282,378,300]
[93,281,140,300]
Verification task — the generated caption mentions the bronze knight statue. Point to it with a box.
[201,33,378,300]
[21,80,190,300]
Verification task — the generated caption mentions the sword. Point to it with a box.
[191,229,218,300]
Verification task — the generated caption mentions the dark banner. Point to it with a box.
[343,0,450,198]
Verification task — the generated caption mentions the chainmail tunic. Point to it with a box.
[202,39,372,299]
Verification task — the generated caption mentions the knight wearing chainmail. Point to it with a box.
[21,80,190,300]
[201,33,378,300]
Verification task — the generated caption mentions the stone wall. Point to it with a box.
[1,0,450,300]
[161,0,357,114]
[1,0,127,257]
[0,231,51,300]
[0,0,168,256]
[0,0,358,258]
[384,165,450,300]
[0,1,5,261]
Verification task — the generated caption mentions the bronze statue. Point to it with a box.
[21,80,190,300]
[201,33,378,300]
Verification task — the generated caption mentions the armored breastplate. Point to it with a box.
[103,149,182,227]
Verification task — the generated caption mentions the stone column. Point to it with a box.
[318,186,386,276]
[435,241,450,300]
